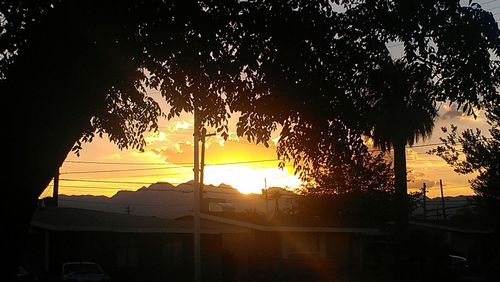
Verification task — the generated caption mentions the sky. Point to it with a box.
[40,0,499,199]
[39,89,492,199]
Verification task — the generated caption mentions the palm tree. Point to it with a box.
[366,60,437,228]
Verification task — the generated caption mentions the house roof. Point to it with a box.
[31,207,383,235]
[175,212,384,235]
[409,221,494,234]
[31,207,250,234]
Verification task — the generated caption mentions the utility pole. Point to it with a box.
[193,107,201,282]
[199,127,216,211]
[422,183,427,220]
[264,178,269,216]
[53,167,59,207]
[439,179,447,220]
[200,127,207,201]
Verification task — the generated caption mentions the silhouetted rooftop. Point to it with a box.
[410,220,494,234]
[176,212,384,235]
[31,207,250,234]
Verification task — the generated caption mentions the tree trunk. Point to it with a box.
[5,122,88,280]
[2,3,134,279]
[393,138,408,230]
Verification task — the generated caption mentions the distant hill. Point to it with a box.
[411,195,476,220]
[53,182,293,218]
[51,184,473,220]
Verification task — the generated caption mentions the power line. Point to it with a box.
[59,185,247,195]
[65,139,481,167]
[368,141,448,152]
[371,138,492,153]
[60,178,168,185]
[58,185,188,190]
[64,157,281,167]
[75,172,191,179]
[61,158,281,174]
[65,160,177,165]
[206,159,278,166]
[61,165,193,175]
[59,185,193,193]
[58,198,192,207]
[427,185,472,190]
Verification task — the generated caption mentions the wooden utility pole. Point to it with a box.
[264,178,269,216]
[199,128,216,206]
[53,167,59,207]
[193,108,201,282]
[439,179,447,220]
[422,183,427,220]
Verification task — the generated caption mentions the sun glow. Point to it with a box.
[203,164,302,194]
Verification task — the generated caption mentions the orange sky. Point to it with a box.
[38,88,491,199]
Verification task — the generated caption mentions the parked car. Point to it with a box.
[61,262,110,282]
[17,266,36,282]
[447,254,469,274]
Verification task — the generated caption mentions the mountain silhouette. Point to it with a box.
[54,182,293,218]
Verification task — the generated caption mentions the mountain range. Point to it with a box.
[54,182,294,218]
[48,182,474,219]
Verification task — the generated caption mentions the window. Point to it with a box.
[282,233,326,259]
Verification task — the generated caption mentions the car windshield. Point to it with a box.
[18,266,29,275]
[64,263,103,274]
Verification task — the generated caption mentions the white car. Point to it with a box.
[61,262,110,282]
[447,254,469,273]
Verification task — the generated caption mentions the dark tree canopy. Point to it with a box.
[1,0,499,278]
[433,104,499,229]
[300,151,394,195]
[2,0,498,168]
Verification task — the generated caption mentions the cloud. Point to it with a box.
[144,131,167,145]
[438,103,481,122]
[172,120,191,130]
[439,104,463,120]
[158,143,194,164]
[154,139,279,166]
[407,176,440,192]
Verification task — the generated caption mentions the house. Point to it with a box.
[25,207,248,281]
[175,212,386,282]
[24,207,387,281]
[410,220,499,276]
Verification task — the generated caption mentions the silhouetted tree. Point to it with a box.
[295,190,396,227]
[301,151,394,195]
[238,0,499,230]
[2,1,163,278]
[235,1,498,232]
[432,103,500,230]
[1,1,358,277]
[0,0,257,277]
[364,60,437,228]
[1,1,499,279]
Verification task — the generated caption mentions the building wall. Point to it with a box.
[225,231,357,282]
[25,226,379,282]
[25,228,225,282]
